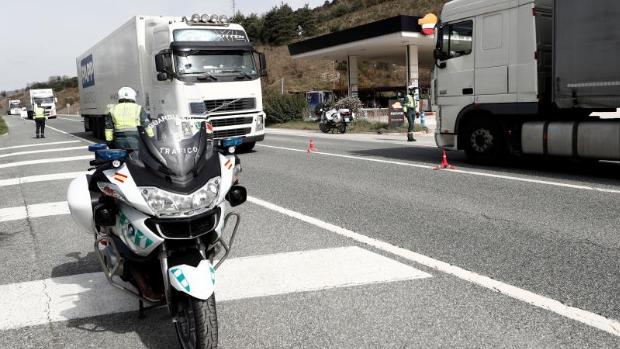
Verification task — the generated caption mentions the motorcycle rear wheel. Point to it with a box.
[175,294,218,349]
[338,123,347,134]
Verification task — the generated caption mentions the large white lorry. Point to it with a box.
[77,14,267,151]
[8,100,22,115]
[27,89,57,119]
[433,0,620,163]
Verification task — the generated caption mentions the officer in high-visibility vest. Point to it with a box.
[105,87,149,149]
[403,87,418,142]
[34,103,47,139]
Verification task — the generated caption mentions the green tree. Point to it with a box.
[295,5,317,37]
[263,4,297,45]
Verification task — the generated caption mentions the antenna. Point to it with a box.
[232,0,236,15]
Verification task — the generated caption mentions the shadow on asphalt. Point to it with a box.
[350,147,620,186]
[51,252,101,279]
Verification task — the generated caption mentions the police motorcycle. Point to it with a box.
[67,115,246,349]
[318,107,353,134]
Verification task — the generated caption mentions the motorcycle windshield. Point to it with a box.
[139,115,211,177]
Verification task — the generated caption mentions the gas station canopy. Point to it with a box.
[288,15,437,95]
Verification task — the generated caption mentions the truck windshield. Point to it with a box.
[34,97,54,104]
[10,102,20,107]
[175,51,257,79]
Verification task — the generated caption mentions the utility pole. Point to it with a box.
[232,0,236,16]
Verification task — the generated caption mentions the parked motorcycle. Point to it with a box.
[67,116,246,349]
[319,108,353,134]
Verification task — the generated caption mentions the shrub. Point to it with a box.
[264,94,308,124]
[334,96,363,114]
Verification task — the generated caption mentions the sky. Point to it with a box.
[0,0,324,92]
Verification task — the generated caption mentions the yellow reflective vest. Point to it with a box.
[403,94,416,113]
[105,102,143,141]
[34,106,46,119]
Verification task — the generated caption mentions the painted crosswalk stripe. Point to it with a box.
[0,146,87,159]
[0,140,81,152]
[0,246,431,330]
[0,202,69,222]
[0,155,92,170]
[0,172,86,188]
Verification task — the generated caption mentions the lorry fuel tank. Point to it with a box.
[521,120,620,160]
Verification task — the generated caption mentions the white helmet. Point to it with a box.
[117,87,137,101]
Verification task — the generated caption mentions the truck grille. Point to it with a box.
[213,128,251,138]
[145,208,219,239]
[205,98,256,113]
[210,117,253,127]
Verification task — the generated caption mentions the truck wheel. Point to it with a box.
[463,118,505,164]
[238,141,256,153]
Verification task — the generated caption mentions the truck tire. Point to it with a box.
[463,117,505,164]
[175,294,218,349]
[238,141,256,153]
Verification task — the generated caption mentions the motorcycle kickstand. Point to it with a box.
[138,299,146,319]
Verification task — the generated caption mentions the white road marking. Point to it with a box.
[0,140,80,152]
[0,172,86,188]
[247,196,620,337]
[0,146,87,159]
[0,202,69,222]
[46,125,95,144]
[0,155,92,170]
[0,246,430,330]
[57,117,82,123]
[266,129,438,148]
[258,144,620,194]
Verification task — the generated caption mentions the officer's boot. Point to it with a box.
[407,132,416,142]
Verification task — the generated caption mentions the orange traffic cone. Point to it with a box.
[306,139,316,153]
[433,149,455,170]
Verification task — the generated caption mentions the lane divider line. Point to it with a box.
[46,126,95,145]
[0,172,86,188]
[57,117,82,123]
[0,246,430,330]
[0,140,80,152]
[0,201,69,222]
[247,195,620,337]
[0,146,87,159]
[0,155,92,170]
[257,144,620,194]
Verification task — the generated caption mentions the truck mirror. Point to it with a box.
[256,52,268,77]
[157,72,169,81]
[155,53,166,72]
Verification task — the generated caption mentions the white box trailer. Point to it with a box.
[77,15,267,151]
[27,89,57,119]
[433,0,620,163]
[8,99,22,115]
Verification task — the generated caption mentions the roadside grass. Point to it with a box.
[270,119,428,134]
[0,116,7,135]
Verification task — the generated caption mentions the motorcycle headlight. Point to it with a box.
[140,177,221,217]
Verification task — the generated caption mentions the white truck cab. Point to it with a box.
[27,89,57,119]
[8,99,22,115]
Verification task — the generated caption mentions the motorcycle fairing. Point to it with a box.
[116,202,164,256]
[169,260,216,300]
[103,164,154,216]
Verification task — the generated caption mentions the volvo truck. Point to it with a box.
[8,100,22,115]
[27,89,57,119]
[77,14,267,151]
[433,0,620,163]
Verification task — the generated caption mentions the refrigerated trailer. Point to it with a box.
[77,15,267,151]
[433,0,620,163]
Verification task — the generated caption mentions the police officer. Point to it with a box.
[34,103,47,138]
[105,87,149,149]
[403,87,418,142]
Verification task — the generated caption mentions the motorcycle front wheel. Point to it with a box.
[319,122,331,133]
[175,294,218,349]
[338,123,347,134]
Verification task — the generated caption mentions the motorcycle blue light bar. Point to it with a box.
[222,137,243,147]
[95,149,127,161]
[88,143,108,152]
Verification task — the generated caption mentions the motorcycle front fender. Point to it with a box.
[168,260,216,300]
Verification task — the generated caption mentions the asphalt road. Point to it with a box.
[0,115,618,348]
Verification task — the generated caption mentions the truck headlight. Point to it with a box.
[140,176,220,217]
[256,115,264,131]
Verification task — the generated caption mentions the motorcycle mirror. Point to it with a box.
[226,185,247,207]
